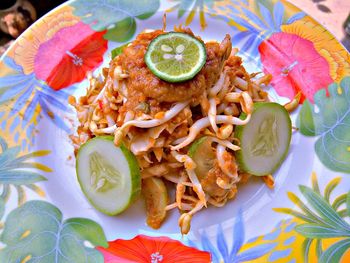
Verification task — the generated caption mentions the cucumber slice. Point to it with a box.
[188,136,216,180]
[76,136,141,215]
[235,102,292,176]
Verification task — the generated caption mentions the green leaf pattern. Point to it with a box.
[0,137,51,207]
[302,238,312,263]
[0,136,108,262]
[319,239,350,263]
[276,174,350,262]
[0,201,108,263]
[71,0,160,42]
[297,77,350,173]
[299,186,350,231]
[296,224,350,238]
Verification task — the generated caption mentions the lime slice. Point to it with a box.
[145,32,207,82]
[76,136,141,215]
[235,102,292,176]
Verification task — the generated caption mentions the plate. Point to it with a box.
[0,0,349,262]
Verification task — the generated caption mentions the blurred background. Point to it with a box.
[0,0,349,55]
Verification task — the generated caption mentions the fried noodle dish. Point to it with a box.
[70,26,294,235]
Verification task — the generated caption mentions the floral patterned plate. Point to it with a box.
[0,0,349,262]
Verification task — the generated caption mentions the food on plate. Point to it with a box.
[69,25,293,234]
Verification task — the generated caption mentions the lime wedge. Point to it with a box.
[145,32,207,82]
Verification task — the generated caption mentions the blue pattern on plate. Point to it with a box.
[263,228,282,241]
[207,1,305,65]
[284,236,296,245]
[0,57,75,149]
[285,222,297,233]
[269,248,292,261]
[187,209,277,263]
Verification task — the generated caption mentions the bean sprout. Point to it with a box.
[70,28,275,234]
[208,98,218,133]
[171,114,251,150]
[114,101,189,145]
[216,144,239,180]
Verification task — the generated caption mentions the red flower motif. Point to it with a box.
[258,32,333,103]
[97,235,211,263]
[34,22,107,90]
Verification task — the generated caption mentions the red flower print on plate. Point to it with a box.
[97,235,211,263]
[34,22,107,90]
[258,32,333,103]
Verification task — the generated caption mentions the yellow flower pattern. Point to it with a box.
[12,6,79,75]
